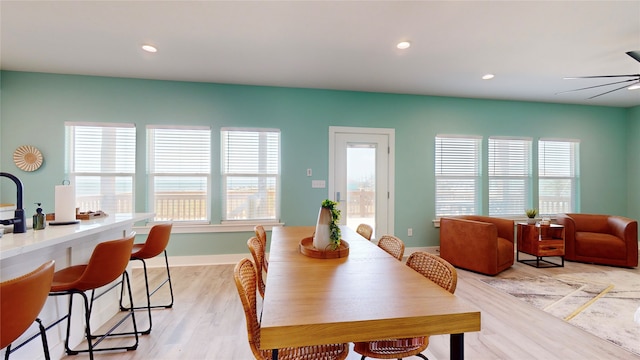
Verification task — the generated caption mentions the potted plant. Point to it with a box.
[313,199,342,250]
[525,208,538,224]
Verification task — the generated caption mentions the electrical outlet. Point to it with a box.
[408,228,413,237]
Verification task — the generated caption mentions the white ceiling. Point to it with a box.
[1,1,639,108]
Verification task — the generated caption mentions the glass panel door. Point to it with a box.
[330,127,394,240]
[346,144,377,237]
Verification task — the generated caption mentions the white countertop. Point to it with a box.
[0,213,153,261]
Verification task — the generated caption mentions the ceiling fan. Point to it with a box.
[557,51,640,99]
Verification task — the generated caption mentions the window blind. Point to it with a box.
[435,135,481,217]
[538,139,579,215]
[65,122,136,214]
[221,128,280,221]
[147,126,211,222]
[488,137,532,216]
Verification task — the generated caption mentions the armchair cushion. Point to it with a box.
[440,216,515,275]
[556,213,638,268]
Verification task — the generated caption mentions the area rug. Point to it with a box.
[481,270,640,356]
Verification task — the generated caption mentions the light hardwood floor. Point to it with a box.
[61,256,639,360]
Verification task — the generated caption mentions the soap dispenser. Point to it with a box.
[33,203,46,230]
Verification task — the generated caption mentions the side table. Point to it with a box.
[517,223,565,268]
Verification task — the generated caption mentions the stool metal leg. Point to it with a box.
[35,318,51,360]
[120,250,174,335]
[3,318,51,360]
[49,271,139,359]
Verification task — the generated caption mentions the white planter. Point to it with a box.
[313,206,332,250]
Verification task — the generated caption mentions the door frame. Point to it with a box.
[328,126,395,236]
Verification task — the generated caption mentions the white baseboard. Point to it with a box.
[131,246,441,268]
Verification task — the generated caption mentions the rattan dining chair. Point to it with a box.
[247,237,266,298]
[406,252,457,294]
[254,225,269,271]
[353,251,457,360]
[377,234,405,261]
[356,224,374,241]
[234,258,349,360]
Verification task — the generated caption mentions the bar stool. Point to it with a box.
[48,234,138,360]
[119,223,174,335]
[1,261,55,360]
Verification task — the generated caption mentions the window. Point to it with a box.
[221,128,280,221]
[538,139,580,215]
[147,126,211,222]
[435,135,481,217]
[65,122,136,214]
[488,137,532,216]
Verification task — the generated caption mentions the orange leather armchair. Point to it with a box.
[440,216,515,275]
[556,213,638,268]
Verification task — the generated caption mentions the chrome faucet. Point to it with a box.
[0,172,26,233]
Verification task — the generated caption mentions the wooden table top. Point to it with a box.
[260,225,481,349]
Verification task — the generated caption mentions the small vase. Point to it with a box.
[527,218,536,224]
[313,206,332,250]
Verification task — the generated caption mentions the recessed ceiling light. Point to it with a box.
[396,41,411,50]
[482,74,495,80]
[142,44,157,53]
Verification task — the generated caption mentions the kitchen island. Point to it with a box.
[0,213,153,359]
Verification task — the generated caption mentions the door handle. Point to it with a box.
[336,192,341,203]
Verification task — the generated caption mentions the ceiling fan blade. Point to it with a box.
[555,78,639,95]
[564,74,640,79]
[588,82,637,99]
[626,50,640,63]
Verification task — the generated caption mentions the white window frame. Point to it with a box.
[488,137,533,217]
[65,121,136,214]
[147,125,211,223]
[538,138,580,215]
[221,127,281,223]
[435,135,482,217]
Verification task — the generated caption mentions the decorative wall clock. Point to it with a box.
[13,145,43,172]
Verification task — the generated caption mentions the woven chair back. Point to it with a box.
[254,225,269,271]
[356,223,374,241]
[377,234,405,260]
[247,236,266,298]
[406,251,457,293]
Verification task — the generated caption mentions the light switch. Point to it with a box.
[307,168,312,177]
[312,180,326,188]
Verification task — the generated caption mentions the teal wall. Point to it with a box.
[1,71,636,255]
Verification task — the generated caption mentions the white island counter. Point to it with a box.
[0,213,153,359]
[1,212,153,277]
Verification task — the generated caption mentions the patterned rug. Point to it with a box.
[481,270,640,356]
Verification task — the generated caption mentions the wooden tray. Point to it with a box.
[76,211,108,220]
[299,237,349,259]
[46,211,108,221]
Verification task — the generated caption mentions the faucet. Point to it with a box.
[0,172,26,233]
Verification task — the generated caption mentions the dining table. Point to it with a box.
[260,225,481,360]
